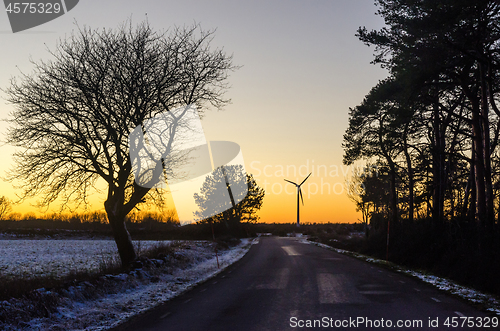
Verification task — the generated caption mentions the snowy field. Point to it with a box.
[0,240,169,279]
[0,238,257,330]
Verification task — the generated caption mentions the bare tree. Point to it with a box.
[0,196,12,220]
[345,165,375,235]
[5,20,236,266]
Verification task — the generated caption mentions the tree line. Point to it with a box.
[343,0,500,288]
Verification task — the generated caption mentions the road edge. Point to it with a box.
[305,238,500,316]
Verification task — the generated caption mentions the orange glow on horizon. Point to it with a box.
[2,171,361,224]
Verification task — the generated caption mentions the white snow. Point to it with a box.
[0,238,256,330]
[0,240,169,279]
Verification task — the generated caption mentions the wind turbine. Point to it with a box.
[284,173,312,227]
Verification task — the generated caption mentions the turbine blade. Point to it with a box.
[300,173,312,186]
[299,188,304,205]
[284,179,298,186]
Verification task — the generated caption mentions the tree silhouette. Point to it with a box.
[5,21,236,266]
[357,0,500,227]
[194,166,265,228]
[0,197,12,220]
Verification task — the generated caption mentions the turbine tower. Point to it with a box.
[284,173,311,227]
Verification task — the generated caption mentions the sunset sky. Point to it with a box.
[0,0,388,223]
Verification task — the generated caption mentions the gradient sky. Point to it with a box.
[0,0,388,223]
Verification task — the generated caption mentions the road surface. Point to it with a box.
[113,236,494,330]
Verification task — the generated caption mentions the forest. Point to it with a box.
[343,0,500,295]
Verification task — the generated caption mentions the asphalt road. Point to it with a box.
[113,236,494,331]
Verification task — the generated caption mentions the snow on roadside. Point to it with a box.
[305,239,500,316]
[1,238,257,331]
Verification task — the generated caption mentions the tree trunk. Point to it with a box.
[403,123,414,222]
[432,101,445,225]
[387,159,398,226]
[471,101,487,225]
[426,167,431,219]
[447,125,461,219]
[108,214,137,267]
[465,159,475,220]
[222,167,237,229]
[479,62,494,228]
[105,198,137,267]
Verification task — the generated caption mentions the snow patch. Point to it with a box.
[0,238,256,330]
